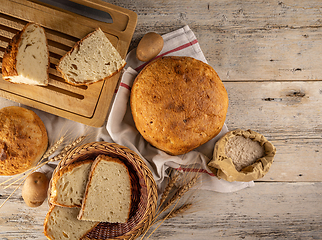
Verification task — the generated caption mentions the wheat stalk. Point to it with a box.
[161,175,198,213]
[141,172,200,240]
[0,176,26,209]
[0,171,26,187]
[147,203,193,233]
[50,136,86,162]
[144,200,193,240]
[164,203,192,220]
[42,136,64,160]
[159,172,180,207]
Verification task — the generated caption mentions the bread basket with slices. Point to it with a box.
[46,141,158,240]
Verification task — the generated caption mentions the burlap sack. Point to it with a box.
[208,129,276,182]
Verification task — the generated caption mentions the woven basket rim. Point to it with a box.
[47,141,158,240]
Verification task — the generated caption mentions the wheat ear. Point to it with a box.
[0,135,86,209]
[42,136,64,160]
[152,203,193,227]
[141,174,199,239]
[144,195,190,240]
[161,175,198,213]
[159,173,180,207]
[50,136,86,162]
[165,203,192,220]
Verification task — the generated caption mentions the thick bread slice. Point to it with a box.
[78,155,132,223]
[49,160,92,207]
[57,28,126,86]
[44,205,99,240]
[2,22,49,86]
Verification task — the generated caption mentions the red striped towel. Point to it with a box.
[107,26,254,193]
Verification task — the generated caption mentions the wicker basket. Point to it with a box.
[48,141,158,240]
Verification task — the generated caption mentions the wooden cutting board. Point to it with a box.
[0,0,137,127]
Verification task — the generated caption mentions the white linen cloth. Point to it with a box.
[106,25,254,192]
[0,25,254,193]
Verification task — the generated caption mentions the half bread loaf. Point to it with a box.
[78,155,132,223]
[2,22,49,86]
[57,28,126,85]
[49,160,92,207]
[44,205,99,240]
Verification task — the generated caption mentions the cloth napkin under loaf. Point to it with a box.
[107,25,254,192]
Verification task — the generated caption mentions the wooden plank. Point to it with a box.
[115,0,322,81]
[225,81,322,135]
[224,81,322,181]
[145,183,322,239]
[0,184,49,240]
[0,182,321,239]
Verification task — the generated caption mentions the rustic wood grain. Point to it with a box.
[0,182,321,239]
[1,0,321,239]
[109,0,322,81]
[145,183,322,239]
[224,81,322,181]
[0,184,49,240]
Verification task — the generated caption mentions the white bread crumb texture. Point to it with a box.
[58,28,126,84]
[80,159,131,223]
[55,162,92,206]
[10,23,48,85]
[45,206,98,240]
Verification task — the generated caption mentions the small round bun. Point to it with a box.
[0,106,48,175]
[130,56,229,155]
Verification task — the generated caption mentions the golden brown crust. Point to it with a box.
[43,205,54,239]
[1,22,49,85]
[49,159,94,207]
[78,155,132,221]
[0,106,48,175]
[56,28,126,86]
[130,56,229,155]
[1,28,22,79]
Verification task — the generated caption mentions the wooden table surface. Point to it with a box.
[1,0,322,239]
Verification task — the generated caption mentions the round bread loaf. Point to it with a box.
[0,106,48,175]
[130,56,229,155]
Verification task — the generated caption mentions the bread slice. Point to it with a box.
[44,205,99,240]
[57,28,126,86]
[49,160,92,207]
[2,22,49,86]
[78,155,132,223]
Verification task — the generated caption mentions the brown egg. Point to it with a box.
[136,32,164,62]
[22,172,49,207]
